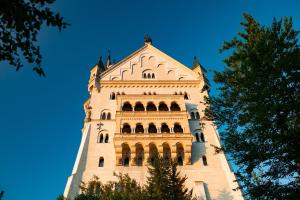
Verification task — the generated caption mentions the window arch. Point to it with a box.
[158,102,169,111]
[107,112,111,120]
[152,73,155,79]
[122,123,131,134]
[190,112,196,119]
[134,102,145,111]
[149,143,158,164]
[99,134,104,143]
[174,92,178,95]
[161,123,170,133]
[121,92,125,95]
[200,133,205,142]
[122,143,131,167]
[122,102,133,111]
[117,92,120,95]
[104,134,109,143]
[170,102,181,111]
[202,156,208,166]
[148,123,157,133]
[135,143,144,166]
[195,133,200,142]
[135,123,144,134]
[101,112,106,120]
[176,143,184,166]
[163,143,171,161]
[196,112,200,119]
[146,102,157,111]
[184,92,189,100]
[110,92,116,100]
[99,157,104,167]
[147,73,151,79]
[174,123,183,133]
[143,73,147,79]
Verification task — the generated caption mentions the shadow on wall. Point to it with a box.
[217,189,234,200]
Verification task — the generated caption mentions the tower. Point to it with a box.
[64,40,244,200]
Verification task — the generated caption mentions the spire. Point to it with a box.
[192,56,199,69]
[105,50,111,69]
[144,35,152,45]
[97,56,105,71]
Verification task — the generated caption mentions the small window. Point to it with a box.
[143,73,147,79]
[196,112,200,119]
[202,156,208,166]
[99,134,104,143]
[195,133,200,142]
[99,157,104,167]
[200,133,205,142]
[191,112,196,119]
[105,134,109,143]
[124,157,130,166]
[184,92,189,100]
[177,156,183,166]
[101,112,106,120]
[152,73,155,79]
[110,92,116,100]
[107,112,111,120]
[147,73,151,79]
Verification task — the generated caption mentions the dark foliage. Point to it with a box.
[0,0,69,76]
[205,13,300,199]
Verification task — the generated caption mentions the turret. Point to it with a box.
[192,56,210,93]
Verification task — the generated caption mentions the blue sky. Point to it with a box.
[0,0,299,199]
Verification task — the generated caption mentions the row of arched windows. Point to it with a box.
[98,154,208,168]
[174,92,189,100]
[143,92,156,95]
[97,133,109,143]
[121,123,183,134]
[101,112,111,120]
[143,73,155,79]
[120,142,185,166]
[110,92,125,100]
[190,111,200,120]
[122,101,181,112]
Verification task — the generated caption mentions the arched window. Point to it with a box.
[200,133,205,142]
[104,134,109,143]
[191,112,196,119]
[101,112,106,120]
[202,156,208,166]
[174,123,183,133]
[158,102,169,111]
[99,134,104,143]
[184,92,189,100]
[152,73,155,79]
[196,112,200,119]
[148,92,151,95]
[122,123,131,134]
[163,143,171,161]
[146,102,157,111]
[99,157,104,167]
[134,102,145,111]
[174,92,177,95]
[135,123,144,134]
[161,123,170,133]
[143,73,147,79]
[135,143,144,166]
[143,92,147,95]
[147,73,151,79]
[195,133,200,142]
[176,143,184,166]
[153,92,156,95]
[117,92,120,95]
[148,123,157,133]
[179,92,183,95]
[149,143,158,164]
[107,112,111,120]
[170,102,180,111]
[122,143,131,167]
[110,92,116,100]
[121,92,125,95]
[122,102,133,111]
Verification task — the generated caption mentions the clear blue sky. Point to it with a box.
[0,0,299,199]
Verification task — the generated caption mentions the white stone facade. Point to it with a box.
[63,42,244,200]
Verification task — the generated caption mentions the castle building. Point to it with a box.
[64,39,244,200]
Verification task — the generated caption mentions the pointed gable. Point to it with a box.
[99,44,198,81]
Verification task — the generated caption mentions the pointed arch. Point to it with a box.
[101,112,106,120]
[146,101,157,111]
[184,92,189,100]
[107,112,111,120]
[122,102,133,111]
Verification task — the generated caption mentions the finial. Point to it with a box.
[192,56,199,69]
[144,35,152,45]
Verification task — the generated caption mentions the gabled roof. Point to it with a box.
[94,43,198,79]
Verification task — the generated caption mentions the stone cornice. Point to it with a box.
[99,80,201,88]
